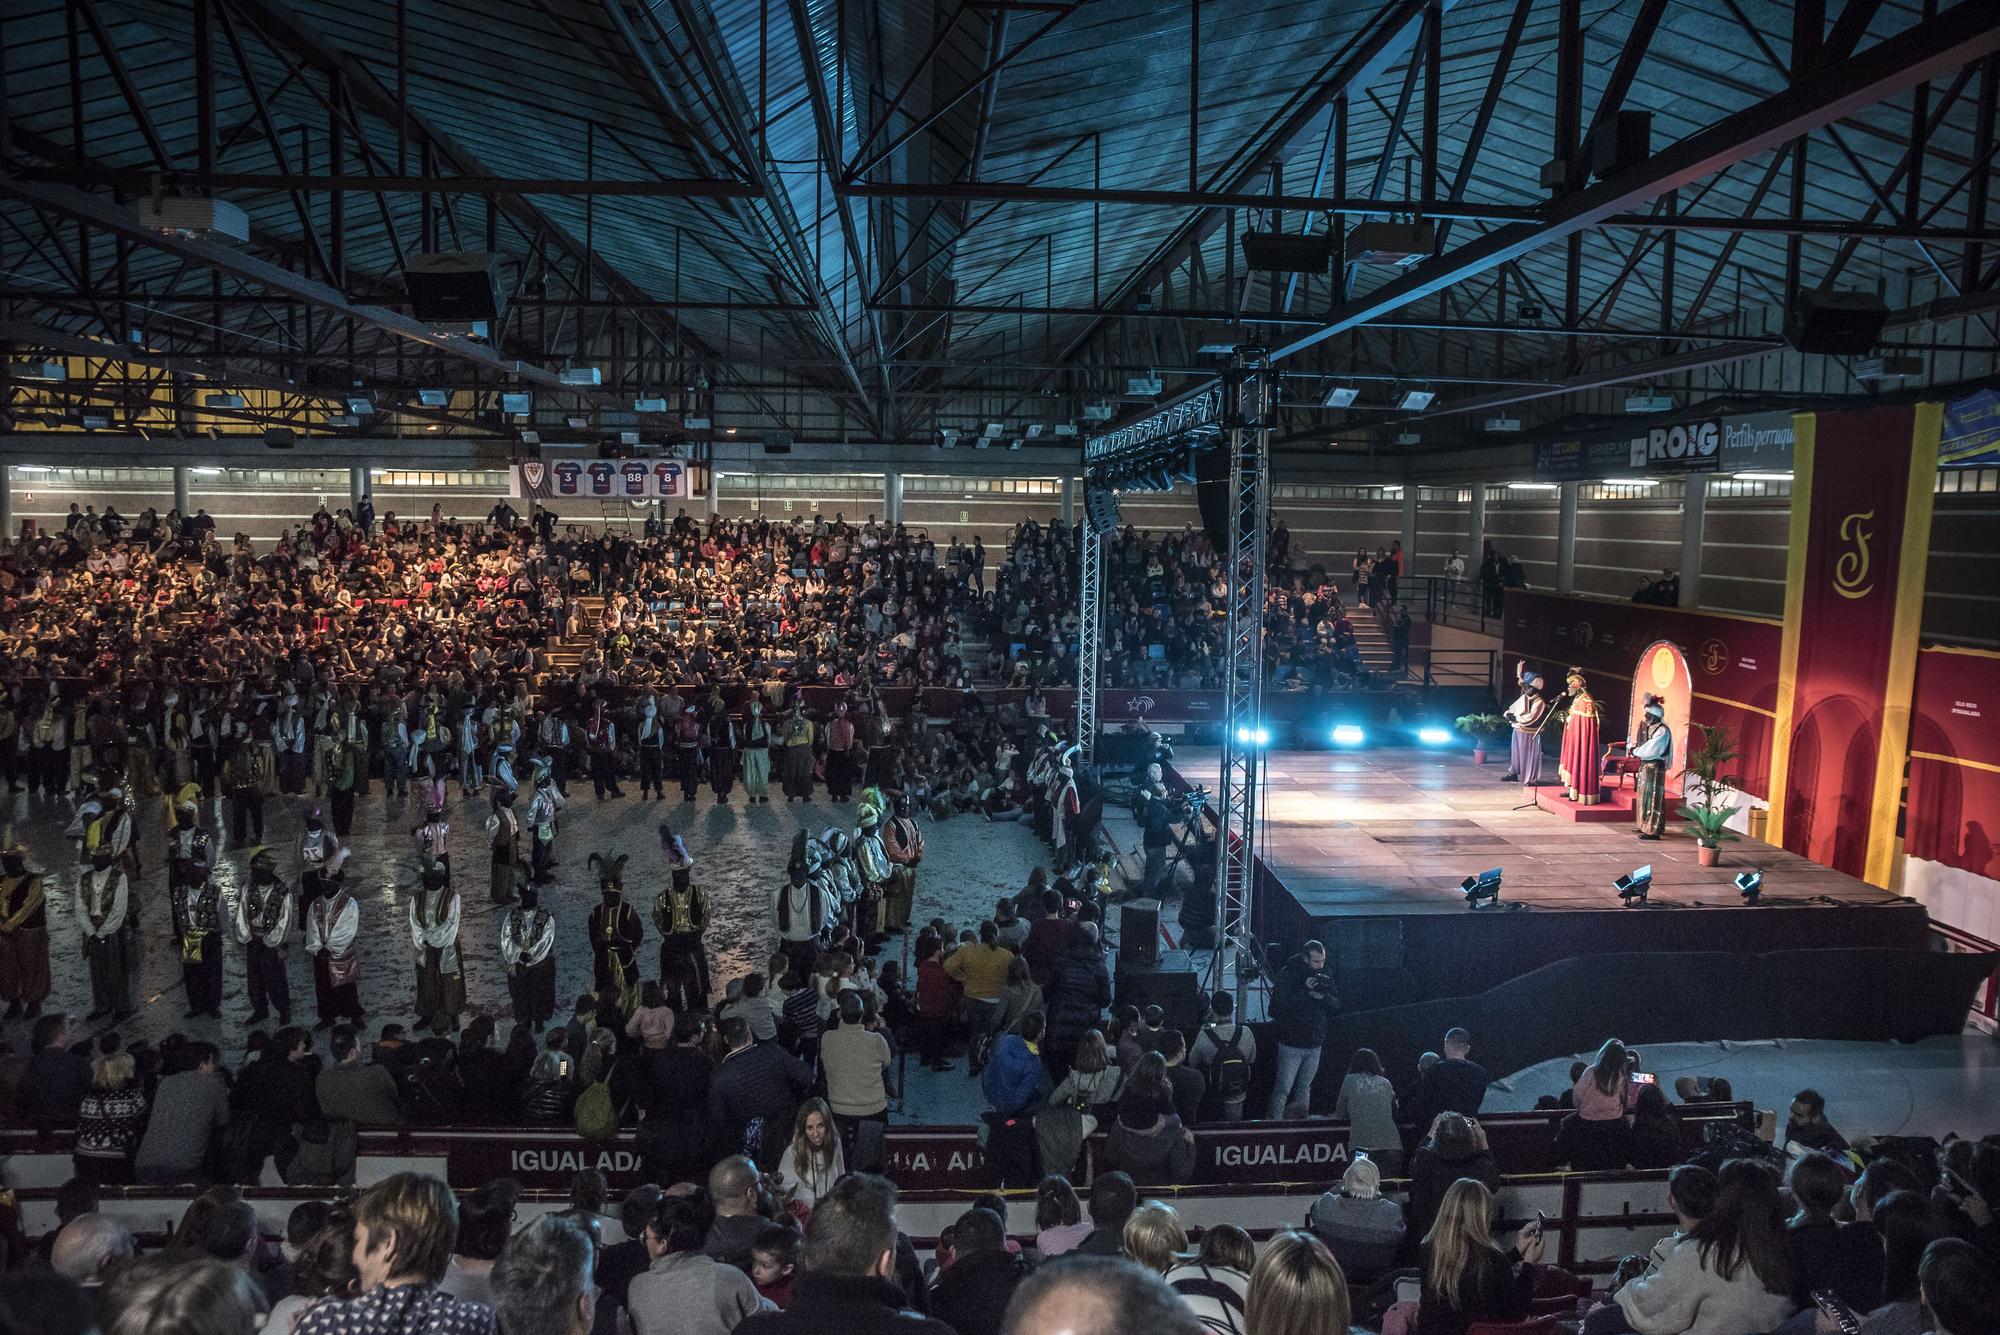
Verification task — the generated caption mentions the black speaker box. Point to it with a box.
[1585,111,1652,179]
[1785,289,1889,356]
[404,251,507,323]
[1115,948,1204,1033]
[1194,445,1230,551]
[1242,231,1333,274]
[1121,898,1162,965]
[1083,487,1121,533]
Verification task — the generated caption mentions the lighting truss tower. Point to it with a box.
[1074,505,1105,767]
[1207,351,1274,1004]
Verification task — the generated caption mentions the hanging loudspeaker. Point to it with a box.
[1195,445,1230,550]
[1083,487,1121,533]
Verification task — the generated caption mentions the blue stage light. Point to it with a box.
[1332,724,1365,746]
[1615,864,1654,905]
[1735,871,1764,904]
[1234,725,1271,747]
[1459,867,1502,907]
[1417,726,1453,746]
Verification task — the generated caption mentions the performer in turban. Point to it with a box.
[407,854,464,1034]
[881,790,924,935]
[653,826,711,1005]
[587,850,643,1014]
[230,847,294,1026]
[780,701,816,802]
[773,831,831,975]
[0,834,51,1020]
[825,701,858,803]
[170,844,224,1019]
[304,846,364,1028]
[1556,667,1603,805]
[740,699,774,804]
[1501,661,1552,786]
[1633,696,1673,840]
[486,786,520,905]
[500,871,556,1031]
[76,833,135,1021]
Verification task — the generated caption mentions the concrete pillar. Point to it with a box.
[1556,481,1579,595]
[1399,487,1418,575]
[1061,475,1077,527]
[1467,481,1487,562]
[1679,474,1708,610]
[704,473,721,517]
[172,464,191,518]
[0,466,12,542]
[883,469,903,525]
[348,465,370,512]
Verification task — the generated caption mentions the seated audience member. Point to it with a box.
[1916,1238,2000,1335]
[749,1225,798,1310]
[777,1098,845,1211]
[102,1257,268,1335]
[736,1174,955,1334]
[1613,1159,1794,1335]
[1072,1172,1137,1257]
[1121,1200,1188,1275]
[49,1212,135,1292]
[1038,1030,1122,1179]
[264,1208,360,1335]
[1785,1151,1885,1314]
[998,1255,1203,1335]
[1849,1190,1949,1335]
[1163,1223,1254,1333]
[1418,1178,1545,1335]
[930,1207,1029,1335]
[439,1179,518,1311]
[1628,1084,1683,1169]
[1033,1175,1090,1259]
[703,1156,772,1272]
[294,1172,496,1335]
[1308,1155,1407,1283]
[1333,1048,1402,1174]
[629,1195,766,1335]
[1782,1090,1849,1156]
[492,1215,596,1335]
[1408,1114,1499,1242]
[1246,1229,1355,1335]
[133,1041,230,1184]
[0,1270,101,1335]
[591,1186,664,1335]
[73,1051,148,1184]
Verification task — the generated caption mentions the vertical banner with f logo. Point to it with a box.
[1768,405,1941,885]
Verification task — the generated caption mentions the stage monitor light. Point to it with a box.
[1234,725,1271,747]
[1332,724,1366,746]
[1417,726,1453,746]
[1459,868,1502,908]
[1735,871,1764,904]
[1614,864,1654,905]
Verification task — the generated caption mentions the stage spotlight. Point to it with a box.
[1735,871,1764,904]
[1459,868,1502,908]
[1417,726,1453,746]
[1234,725,1271,747]
[1332,724,1366,746]
[1614,864,1654,906]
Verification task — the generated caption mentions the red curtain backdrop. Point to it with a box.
[1905,647,2000,880]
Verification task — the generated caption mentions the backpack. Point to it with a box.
[574,1079,619,1140]
[1202,1025,1251,1106]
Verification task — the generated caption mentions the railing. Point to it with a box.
[1423,574,1500,633]
[1931,921,2000,1033]
[1422,646,1502,698]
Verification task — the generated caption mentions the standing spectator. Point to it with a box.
[1159,1030,1205,1128]
[638,1014,713,1187]
[491,1215,595,1335]
[591,1186,663,1335]
[1165,1224,1255,1334]
[1190,992,1256,1123]
[1308,1156,1407,1285]
[913,939,956,1072]
[1041,923,1110,1080]
[229,1026,319,1183]
[708,1016,813,1167]
[294,1172,496,1335]
[1333,1049,1402,1173]
[930,1207,1029,1335]
[1266,941,1337,1119]
[1407,1113,1499,1243]
[1032,1177,1090,1259]
[821,994,893,1172]
[981,1015,1053,1121]
[1037,1029,1122,1180]
[1246,1230,1352,1335]
[945,923,1014,1073]
[1413,1028,1488,1126]
[735,1175,955,1334]
[24,1013,92,1128]
[1072,1173,1137,1258]
[1418,1178,1544,1335]
[628,1195,765,1335]
[73,1051,148,1184]
[134,1041,230,1185]
[1121,1200,1188,1275]
[1782,1090,1849,1156]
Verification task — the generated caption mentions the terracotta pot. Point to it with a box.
[1697,843,1720,868]
[1472,746,1487,766]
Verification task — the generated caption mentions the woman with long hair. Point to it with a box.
[1614,1158,1794,1335]
[1334,1048,1403,1174]
[1418,1178,1544,1335]
[261,1207,359,1334]
[1573,1039,1636,1121]
[777,1097,845,1209]
[1247,1229,1353,1335]
[1033,1174,1090,1258]
[1037,1029,1123,1178]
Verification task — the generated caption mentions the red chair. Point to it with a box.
[1466,1317,1562,1335]
[1601,740,1642,791]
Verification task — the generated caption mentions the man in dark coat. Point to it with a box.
[736,1175,952,1335]
[928,1208,1027,1335]
[706,1016,813,1165]
[1040,921,1111,1080]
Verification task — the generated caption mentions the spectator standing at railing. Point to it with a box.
[1412,1028,1488,1128]
[1407,1114,1499,1245]
[1332,1048,1402,1174]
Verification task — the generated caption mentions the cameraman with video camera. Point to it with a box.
[1136,768,1177,899]
[1267,939,1339,1120]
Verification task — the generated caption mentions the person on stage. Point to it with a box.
[706,692,741,803]
[635,691,667,800]
[654,827,711,1005]
[741,698,774,803]
[780,701,816,802]
[0,835,51,1021]
[853,788,892,945]
[1501,662,1552,786]
[774,832,833,975]
[587,697,624,801]
[500,871,557,1032]
[672,703,703,803]
[305,846,363,1028]
[164,785,214,896]
[486,786,520,905]
[1633,696,1673,840]
[76,834,135,1021]
[528,756,564,884]
[881,790,924,934]
[230,847,294,1026]
[413,801,451,882]
[825,700,857,802]
[587,850,644,1014]
[408,854,465,1034]
[170,843,224,1019]
[296,808,339,931]
[1556,666,1603,805]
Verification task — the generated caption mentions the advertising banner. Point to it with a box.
[1768,405,1941,885]
[1940,388,2000,467]
[1532,418,1722,480]
[1905,646,2000,879]
[511,459,701,502]
[1719,410,1797,472]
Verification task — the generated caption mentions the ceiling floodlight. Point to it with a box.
[1322,384,1359,408]
[1398,388,1435,411]
[559,367,603,387]
[417,388,448,408]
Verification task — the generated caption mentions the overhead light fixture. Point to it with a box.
[1024,424,1046,439]
[1052,423,1079,438]
[345,395,375,416]
[633,397,669,413]
[1398,388,1435,411]
[1853,355,1924,381]
[1625,392,1674,414]
[1735,871,1764,905]
[519,430,541,446]
[723,426,737,435]
[618,430,640,446]
[14,464,49,473]
[1395,430,1421,446]
[1331,724,1366,747]
[138,196,249,243]
[322,414,359,428]
[1515,302,1543,324]
[1735,471,1793,482]
[1197,341,1237,356]
[417,388,448,408]
[1460,868,1502,908]
[939,428,960,449]
[559,367,603,387]
[204,392,246,409]
[1006,438,1022,450]
[79,411,111,430]
[1082,402,1114,422]
[425,423,441,432]
[501,392,532,415]
[9,361,67,382]
[1607,477,1659,487]
[983,422,1005,439]
[1322,384,1359,408]
[1508,482,1559,491]
[683,416,712,430]
[1614,865,1654,906]
[1125,375,1164,397]
[191,467,222,476]
[1485,416,1522,433]
[566,415,589,429]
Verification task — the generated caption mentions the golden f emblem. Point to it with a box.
[1832,511,1875,600]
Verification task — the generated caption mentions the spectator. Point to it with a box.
[982,1014,1053,1120]
[1266,941,1337,1119]
[492,1215,596,1335]
[263,1209,360,1335]
[103,1257,267,1335]
[1612,1159,1794,1335]
[776,1098,845,1211]
[1418,1178,1544,1335]
[1573,1039,1637,1121]
[625,981,676,1052]
[1159,1029,1205,1128]
[1332,1048,1402,1173]
[1246,1229,1352,1335]
[0,1271,98,1335]
[1917,1238,2000,1335]
[638,1013,715,1187]
[995,956,1044,1039]
[1073,1172,1138,1258]
[704,1156,771,1272]
[440,1180,518,1311]
[1038,1029,1122,1179]
[1308,1155,1407,1284]
[930,1207,1029,1335]
[74,1051,148,1184]
[1107,1054,1196,1185]
[821,994,893,1172]
[49,1212,134,1291]
[735,1175,954,1334]
[945,922,1015,1072]
[1165,1223,1254,1333]
[455,1019,520,1126]
[630,1195,766,1335]
[1033,1176,1090,1258]
[24,1014,92,1128]
[1190,992,1256,1123]
[1041,922,1111,1078]
[749,1225,798,1311]
[1785,1152,1884,1314]
[1118,1007,1167,1078]
[591,1186,663,1335]
[1631,1164,1721,1282]
[1846,1190,1949,1335]
[1783,1090,1849,1156]
[721,974,780,1045]
[176,1193,260,1268]
[1413,1029,1488,1126]
[294,1172,496,1335]
[998,1255,1202,1335]
[316,1026,403,1126]
[134,1040,230,1185]
[1628,1085,1683,1170]
[1408,1114,1500,1244]
[709,1017,814,1168]
[1122,1200,1189,1275]
[230,1026,319,1182]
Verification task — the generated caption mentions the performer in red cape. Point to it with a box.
[1557,666,1602,805]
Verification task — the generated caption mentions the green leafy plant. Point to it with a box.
[1455,712,1509,742]
[1677,723,1743,847]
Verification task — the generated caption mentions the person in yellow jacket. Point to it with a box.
[944,921,1015,1074]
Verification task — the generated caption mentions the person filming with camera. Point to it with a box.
[1266,939,1339,1119]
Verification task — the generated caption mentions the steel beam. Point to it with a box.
[838,180,1530,219]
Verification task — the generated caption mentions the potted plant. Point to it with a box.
[1677,723,1743,867]
[1455,712,1509,766]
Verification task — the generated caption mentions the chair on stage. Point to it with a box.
[1601,741,1642,791]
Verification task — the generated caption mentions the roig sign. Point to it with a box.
[1629,419,1721,473]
